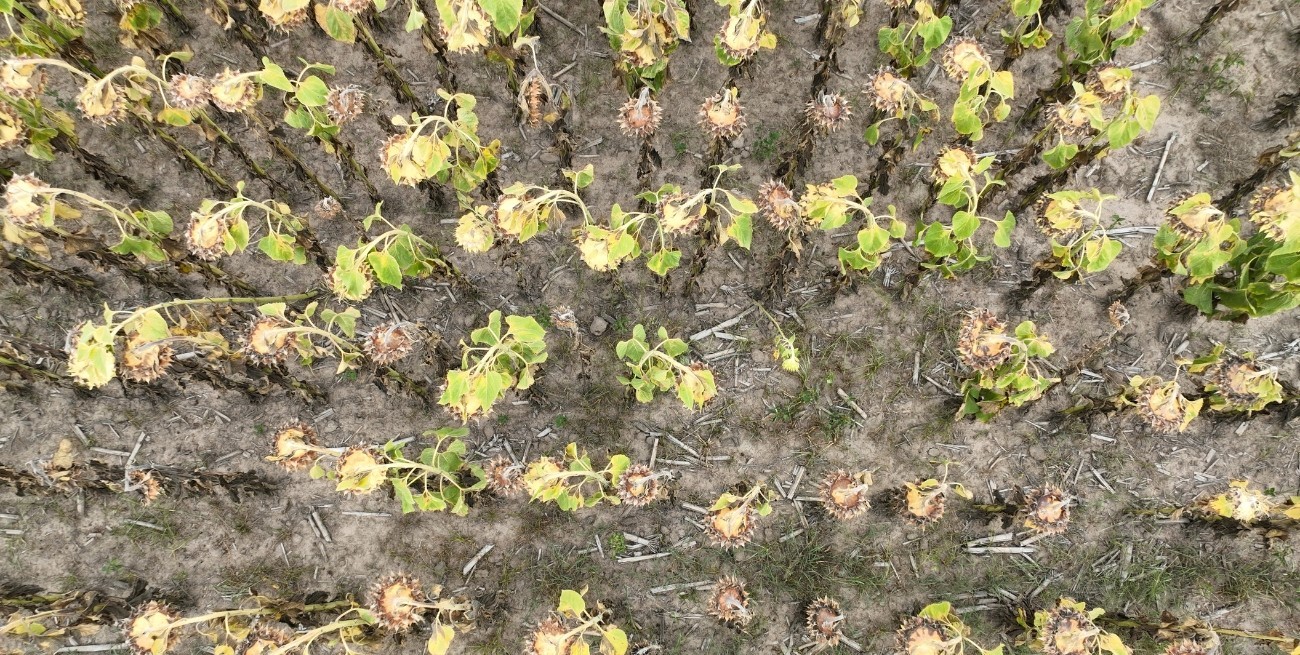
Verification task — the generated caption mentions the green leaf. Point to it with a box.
[156,107,192,126]
[1042,142,1079,170]
[258,57,295,91]
[314,4,356,43]
[646,249,681,276]
[295,75,330,107]
[478,0,523,33]
[951,211,979,241]
[366,250,404,288]
[994,212,1016,248]
[405,7,427,31]
[864,121,881,146]
[724,214,752,249]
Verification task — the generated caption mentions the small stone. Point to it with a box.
[589,316,608,336]
[539,152,560,164]
[730,135,746,149]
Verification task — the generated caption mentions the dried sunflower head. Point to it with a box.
[957,309,1011,373]
[125,601,179,655]
[659,193,705,235]
[121,332,174,384]
[1194,480,1276,524]
[1019,486,1071,536]
[1040,605,1100,655]
[267,422,321,471]
[1204,354,1282,413]
[1107,301,1130,330]
[1035,194,1087,240]
[699,88,746,142]
[243,317,293,366]
[1249,180,1300,243]
[705,504,757,549]
[3,173,50,227]
[805,91,852,134]
[209,69,263,113]
[897,616,961,655]
[325,85,366,124]
[0,103,24,150]
[364,321,417,366]
[805,597,844,648]
[258,0,310,31]
[185,210,232,261]
[1165,194,1225,240]
[1163,639,1210,655]
[1047,100,1094,141]
[0,61,47,99]
[314,196,342,219]
[818,469,872,520]
[483,455,525,495]
[333,0,371,14]
[867,67,914,115]
[455,208,497,254]
[129,469,164,504]
[708,576,752,627]
[368,573,426,632]
[758,180,803,231]
[327,263,374,301]
[77,82,127,126]
[166,73,210,110]
[1128,375,1201,433]
[1085,64,1131,103]
[519,69,552,127]
[618,90,663,138]
[902,481,946,525]
[942,38,991,82]
[616,463,662,507]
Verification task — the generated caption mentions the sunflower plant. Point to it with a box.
[616,324,717,411]
[920,148,1016,277]
[439,310,548,422]
[942,39,1014,142]
[602,0,691,92]
[631,164,757,275]
[521,442,639,511]
[1182,344,1284,413]
[455,164,595,253]
[527,589,628,655]
[713,0,776,67]
[955,309,1057,420]
[877,0,952,77]
[1033,188,1122,279]
[185,181,308,264]
[327,204,451,302]
[1041,66,1160,170]
[896,602,1006,655]
[798,174,905,273]
[380,90,500,200]
[1,173,172,262]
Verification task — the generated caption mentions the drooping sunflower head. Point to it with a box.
[166,73,211,110]
[942,38,991,82]
[699,88,746,142]
[818,469,872,521]
[1019,485,1071,536]
[618,91,663,139]
[124,601,180,655]
[868,67,914,115]
[120,332,174,384]
[757,180,803,231]
[77,81,127,126]
[483,455,525,495]
[957,309,1011,373]
[325,85,367,124]
[932,146,978,184]
[897,616,960,655]
[209,69,263,113]
[268,422,320,471]
[805,91,852,134]
[616,463,663,507]
[368,573,427,632]
[363,321,417,366]
[708,576,752,627]
[1040,604,1100,655]
[805,597,844,647]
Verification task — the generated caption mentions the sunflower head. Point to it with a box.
[185,210,233,261]
[1163,639,1210,655]
[897,616,960,655]
[1165,194,1224,240]
[757,180,804,231]
[699,88,746,141]
[805,92,852,134]
[1195,480,1276,524]
[483,456,525,495]
[1040,605,1100,655]
[1085,64,1131,102]
[705,504,757,549]
[957,309,1011,373]
[335,445,385,494]
[805,597,844,647]
[708,576,752,627]
[129,469,164,504]
[325,85,367,124]
[2,173,50,227]
[1129,376,1201,433]
[368,573,427,632]
[267,422,320,471]
[364,321,417,366]
[942,38,992,82]
[235,625,292,655]
[1107,301,1130,331]
[1020,486,1071,535]
[0,61,46,99]
[77,82,127,126]
[120,332,174,384]
[902,481,947,525]
[243,317,293,366]
[933,146,978,184]
[615,463,662,507]
[618,92,663,138]
[867,67,914,114]
[209,69,263,113]
[818,469,872,520]
[166,73,210,110]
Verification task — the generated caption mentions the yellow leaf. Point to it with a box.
[426,624,454,655]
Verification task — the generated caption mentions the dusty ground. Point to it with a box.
[2,0,1299,653]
